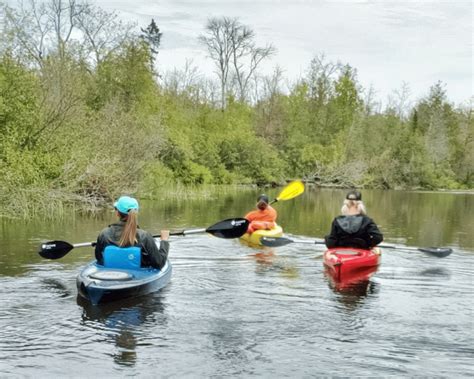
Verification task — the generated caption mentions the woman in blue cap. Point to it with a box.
[95,196,169,269]
[324,190,383,249]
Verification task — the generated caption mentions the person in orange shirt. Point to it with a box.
[245,194,278,234]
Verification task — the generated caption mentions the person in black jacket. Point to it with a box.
[325,190,383,249]
[95,196,169,269]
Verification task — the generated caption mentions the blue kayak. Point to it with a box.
[77,260,172,305]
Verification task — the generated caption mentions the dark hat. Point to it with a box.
[346,190,362,201]
[257,194,269,204]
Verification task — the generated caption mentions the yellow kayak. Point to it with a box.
[240,225,284,246]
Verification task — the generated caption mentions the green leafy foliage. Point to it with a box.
[0,1,471,218]
[0,55,41,150]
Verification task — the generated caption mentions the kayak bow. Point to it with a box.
[240,224,283,246]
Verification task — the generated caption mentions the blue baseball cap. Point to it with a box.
[114,196,139,214]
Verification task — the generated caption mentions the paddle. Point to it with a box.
[38,218,250,260]
[260,236,453,258]
[269,180,305,204]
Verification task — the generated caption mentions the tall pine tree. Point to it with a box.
[141,19,162,74]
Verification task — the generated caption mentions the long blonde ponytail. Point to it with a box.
[119,210,138,247]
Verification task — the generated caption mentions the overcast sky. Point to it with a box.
[89,1,472,105]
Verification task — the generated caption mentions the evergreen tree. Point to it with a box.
[140,18,162,73]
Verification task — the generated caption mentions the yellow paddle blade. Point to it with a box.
[275,180,305,202]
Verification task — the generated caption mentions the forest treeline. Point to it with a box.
[0,1,472,218]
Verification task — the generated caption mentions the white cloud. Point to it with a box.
[95,0,472,104]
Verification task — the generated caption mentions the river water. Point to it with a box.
[1,188,473,377]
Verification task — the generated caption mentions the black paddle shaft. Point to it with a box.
[153,218,249,239]
[39,218,250,260]
[260,237,453,258]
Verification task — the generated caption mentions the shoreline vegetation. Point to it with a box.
[1,1,472,219]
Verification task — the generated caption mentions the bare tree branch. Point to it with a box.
[199,16,275,107]
[3,0,136,68]
[77,4,136,65]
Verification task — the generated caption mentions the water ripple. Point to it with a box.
[0,235,472,377]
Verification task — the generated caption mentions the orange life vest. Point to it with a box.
[245,206,277,233]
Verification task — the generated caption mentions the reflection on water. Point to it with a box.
[419,267,451,279]
[78,295,166,367]
[249,249,300,279]
[325,266,381,311]
[0,189,473,377]
[40,278,72,298]
[1,188,473,277]
[209,317,250,373]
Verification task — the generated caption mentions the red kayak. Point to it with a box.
[323,247,381,281]
[324,265,379,294]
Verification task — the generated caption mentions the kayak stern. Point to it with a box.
[77,261,172,305]
[323,248,381,281]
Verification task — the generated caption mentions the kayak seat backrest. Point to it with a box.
[103,245,141,270]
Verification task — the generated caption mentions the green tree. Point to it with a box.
[0,55,41,150]
[140,18,162,73]
[330,65,362,133]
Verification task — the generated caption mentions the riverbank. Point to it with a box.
[0,184,257,220]
[2,182,473,220]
